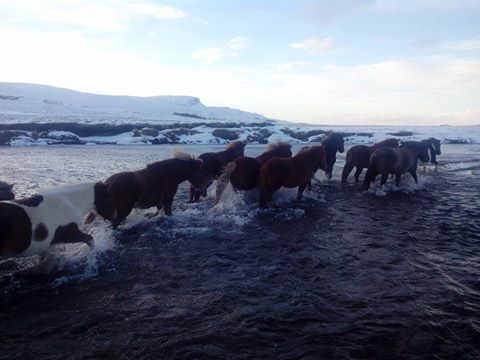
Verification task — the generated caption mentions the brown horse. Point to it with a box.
[259,146,327,207]
[101,151,208,228]
[0,181,14,201]
[189,140,246,203]
[215,142,292,202]
[322,133,345,179]
[363,141,430,189]
[342,138,399,183]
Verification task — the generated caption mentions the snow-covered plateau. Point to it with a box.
[1,82,479,146]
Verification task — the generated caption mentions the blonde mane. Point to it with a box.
[227,140,244,149]
[266,141,292,151]
[171,148,195,161]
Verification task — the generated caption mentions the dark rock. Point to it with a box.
[38,131,83,145]
[0,130,32,145]
[212,128,239,140]
[132,129,141,137]
[388,131,414,137]
[140,127,159,137]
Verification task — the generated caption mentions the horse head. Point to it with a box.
[226,140,246,159]
[322,133,344,179]
[188,158,210,194]
[429,137,441,157]
[0,182,15,201]
[0,202,31,255]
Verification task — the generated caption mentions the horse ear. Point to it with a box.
[8,183,14,189]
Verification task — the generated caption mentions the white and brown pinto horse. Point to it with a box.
[0,182,111,257]
[363,141,430,189]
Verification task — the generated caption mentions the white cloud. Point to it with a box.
[446,39,480,51]
[192,37,247,64]
[275,62,302,72]
[227,37,247,51]
[192,48,235,65]
[0,0,186,32]
[290,37,336,54]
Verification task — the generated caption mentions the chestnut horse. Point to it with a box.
[363,141,430,190]
[215,142,292,202]
[259,146,327,207]
[189,140,246,203]
[0,181,14,201]
[341,138,399,183]
[0,182,111,257]
[322,133,345,179]
[101,151,208,228]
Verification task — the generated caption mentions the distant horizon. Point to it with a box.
[1,81,478,127]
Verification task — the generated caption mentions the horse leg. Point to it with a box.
[341,162,354,183]
[354,167,363,182]
[162,184,179,216]
[380,172,388,187]
[297,183,308,201]
[395,173,401,186]
[409,169,418,184]
[363,168,377,190]
[259,187,274,208]
[188,185,196,203]
[112,198,135,229]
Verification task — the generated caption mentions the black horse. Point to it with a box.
[322,133,345,179]
[421,138,441,166]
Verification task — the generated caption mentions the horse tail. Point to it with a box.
[215,162,236,203]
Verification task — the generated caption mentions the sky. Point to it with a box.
[0,0,479,125]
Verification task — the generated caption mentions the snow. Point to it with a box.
[0,82,273,125]
[1,82,479,146]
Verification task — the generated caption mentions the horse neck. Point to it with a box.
[294,148,321,167]
[43,183,96,214]
[223,147,242,161]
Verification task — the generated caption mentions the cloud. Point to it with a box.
[0,26,479,125]
[290,37,336,53]
[0,0,186,32]
[227,37,247,51]
[446,39,480,51]
[192,37,247,64]
[192,48,234,65]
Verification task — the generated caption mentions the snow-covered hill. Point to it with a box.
[0,83,273,124]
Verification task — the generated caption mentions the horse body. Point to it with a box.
[215,142,292,202]
[0,182,109,257]
[259,146,327,207]
[363,141,429,189]
[104,154,207,228]
[342,138,399,183]
[189,141,245,202]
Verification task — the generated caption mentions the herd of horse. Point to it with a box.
[0,134,441,258]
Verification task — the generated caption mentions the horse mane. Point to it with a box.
[266,141,292,151]
[401,141,427,152]
[227,140,244,150]
[171,149,195,161]
[322,132,343,146]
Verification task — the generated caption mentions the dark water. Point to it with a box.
[1,144,480,360]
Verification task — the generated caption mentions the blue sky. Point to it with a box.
[0,0,479,125]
